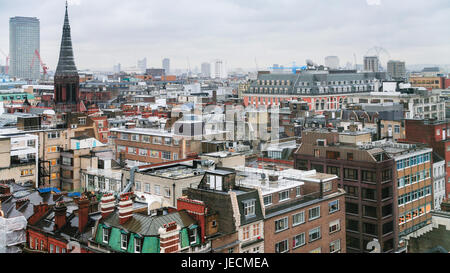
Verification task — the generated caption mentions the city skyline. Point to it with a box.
[0,0,449,71]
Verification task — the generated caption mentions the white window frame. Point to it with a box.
[330,239,341,253]
[309,206,321,221]
[279,190,290,202]
[292,211,305,226]
[329,219,341,234]
[329,200,340,214]
[275,217,289,233]
[103,227,110,243]
[120,234,128,250]
[308,226,321,242]
[293,233,306,249]
[243,200,256,217]
[134,238,142,253]
[275,239,289,253]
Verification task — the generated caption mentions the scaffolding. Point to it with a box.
[0,215,27,253]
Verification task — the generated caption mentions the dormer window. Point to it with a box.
[243,199,256,218]
[120,233,128,250]
[102,227,110,243]
[134,237,142,253]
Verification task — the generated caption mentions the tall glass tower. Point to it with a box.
[9,17,40,80]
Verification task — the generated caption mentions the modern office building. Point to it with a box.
[162,58,170,75]
[364,56,379,73]
[214,60,224,79]
[201,62,211,78]
[137,58,147,73]
[9,17,40,80]
[294,129,398,252]
[387,60,406,80]
[325,56,340,70]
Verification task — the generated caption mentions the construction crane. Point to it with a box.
[30,49,49,79]
[0,49,9,75]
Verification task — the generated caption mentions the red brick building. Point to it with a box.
[26,195,98,253]
[404,119,450,198]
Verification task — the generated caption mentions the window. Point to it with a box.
[144,183,150,193]
[344,168,358,180]
[323,182,332,192]
[243,200,256,217]
[47,146,58,153]
[243,226,250,240]
[347,219,359,232]
[363,205,377,218]
[164,138,172,145]
[296,186,301,196]
[120,133,129,140]
[128,147,136,154]
[344,185,358,198]
[154,185,161,195]
[263,195,272,206]
[103,227,110,243]
[279,190,290,201]
[327,166,340,176]
[363,222,377,236]
[173,153,178,160]
[329,200,339,213]
[292,212,305,226]
[47,131,60,139]
[162,151,171,160]
[293,233,305,248]
[362,188,377,200]
[252,224,260,237]
[135,181,141,191]
[120,234,128,250]
[49,244,54,253]
[134,238,142,253]
[329,219,341,234]
[308,227,321,242]
[275,217,289,233]
[347,153,354,161]
[308,206,320,221]
[362,170,376,182]
[330,239,341,253]
[275,240,289,253]
[56,245,60,253]
[142,136,150,143]
[346,202,359,214]
[131,134,138,141]
[153,137,162,144]
[139,149,148,156]
[79,117,86,125]
[150,150,159,158]
[62,157,71,166]
[164,187,171,197]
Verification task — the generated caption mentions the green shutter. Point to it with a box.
[180,228,190,248]
[142,237,160,253]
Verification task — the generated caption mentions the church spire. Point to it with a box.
[55,2,78,76]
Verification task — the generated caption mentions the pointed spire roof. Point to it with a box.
[55,2,78,76]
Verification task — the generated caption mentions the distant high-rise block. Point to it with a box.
[214,60,224,79]
[387,60,406,80]
[364,56,379,72]
[201,62,211,78]
[162,58,170,75]
[9,16,40,80]
[325,56,340,70]
[137,58,147,73]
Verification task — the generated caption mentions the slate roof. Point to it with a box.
[101,210,196,236]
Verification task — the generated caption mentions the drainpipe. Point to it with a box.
[173,183,176,207]
[319,179,323,199]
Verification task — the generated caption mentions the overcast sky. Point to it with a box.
[0,0,449,71]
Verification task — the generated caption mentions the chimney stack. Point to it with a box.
[0,184,10,195]
[77,195,90,233]
[54,201,67,230]
[158,221,181,253]
[100,193,115,219]
[118,192,133,225]
[15,198,29,210]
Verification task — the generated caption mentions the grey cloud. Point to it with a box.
[0,0,449,71]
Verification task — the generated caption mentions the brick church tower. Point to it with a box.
[54,2,85,113]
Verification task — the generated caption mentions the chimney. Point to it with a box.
[158,221,181,253]
[15,198,29,210]
[0,184,10,195]
[54,201,67,230]
[100,193,115,219]
[53,191,68,202]
[118,192,133,225]
[77,195,90,233]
